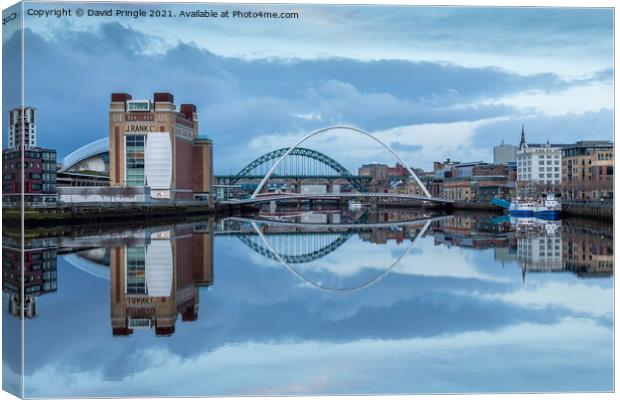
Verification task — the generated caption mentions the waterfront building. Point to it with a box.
[442,162,515,202]
[561,140,613,200]
[2,146,58,206]
[516,126,565,190]
[429,159,461,197]
[60,137,109,174]
[8,106,37,148]
[110,223,213,336]
[109,93,213,201]
[493,140,518,164]
[358,163,389,181]
[393,168,433,197]
[55,137,110,187]
[358,163,390,191]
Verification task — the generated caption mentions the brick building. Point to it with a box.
[561,140,613,200]
[441,162,515,202]
[2,146,57,206]
[109,93,213,201]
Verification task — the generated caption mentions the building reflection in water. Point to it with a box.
[0,213,612,324]
[110,222,214,337]
[562,227,613,277]
[426,213,613,280]
[2,236,58,318]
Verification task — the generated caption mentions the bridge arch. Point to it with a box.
[251,125,431,199]
[237,232,352,264]
[248,219,432,292]
[235,147,367,192]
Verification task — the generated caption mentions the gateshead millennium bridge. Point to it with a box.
[215,125,451,205]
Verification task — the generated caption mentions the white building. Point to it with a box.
[493,140,517,164]
[516,126,563,185]
[8,106,37,148]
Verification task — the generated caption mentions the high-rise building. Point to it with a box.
[109,93,213,201]
[7,106,37,148]
[3,106,58,206]
[493,140,517,164]
[516,126,565,187]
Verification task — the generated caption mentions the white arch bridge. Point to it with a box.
[217,125,451,205]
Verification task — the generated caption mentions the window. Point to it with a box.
[43,173,56,182]
[125,135,145,186]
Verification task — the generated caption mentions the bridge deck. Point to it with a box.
[223,192,452,205]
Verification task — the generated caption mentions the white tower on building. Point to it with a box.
[8,106,37,149]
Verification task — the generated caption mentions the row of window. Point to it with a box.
[125,135,146,186]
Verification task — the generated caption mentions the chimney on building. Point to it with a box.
[153,92,174,103]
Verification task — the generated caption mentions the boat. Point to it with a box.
[491,197,511,209]
[533,193,561,220]
[505,193,561,220]
[508,198,537,217]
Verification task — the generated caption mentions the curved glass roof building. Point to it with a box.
[60,137,109,172]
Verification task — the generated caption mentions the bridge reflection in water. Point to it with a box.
[220,209,445,291]
[2,210,613,335]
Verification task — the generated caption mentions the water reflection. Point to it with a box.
[3,211,613,319]
[2,235,58,318]
[110,223,214,336]
[2,208,613,396]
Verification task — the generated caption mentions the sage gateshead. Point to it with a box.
[109,92,213,202]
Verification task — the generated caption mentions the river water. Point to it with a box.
[3,207,613,397]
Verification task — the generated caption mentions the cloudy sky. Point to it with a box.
[2,3,614,172]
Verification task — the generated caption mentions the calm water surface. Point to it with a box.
[3,208,614,397]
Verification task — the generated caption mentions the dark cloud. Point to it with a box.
[3,19,612,173]
[390,141,423,153]
[4,22,611,172]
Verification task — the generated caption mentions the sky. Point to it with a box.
[2,3,614,172]
[6,221,613,397]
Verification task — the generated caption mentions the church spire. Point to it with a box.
[519,124,526,149]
